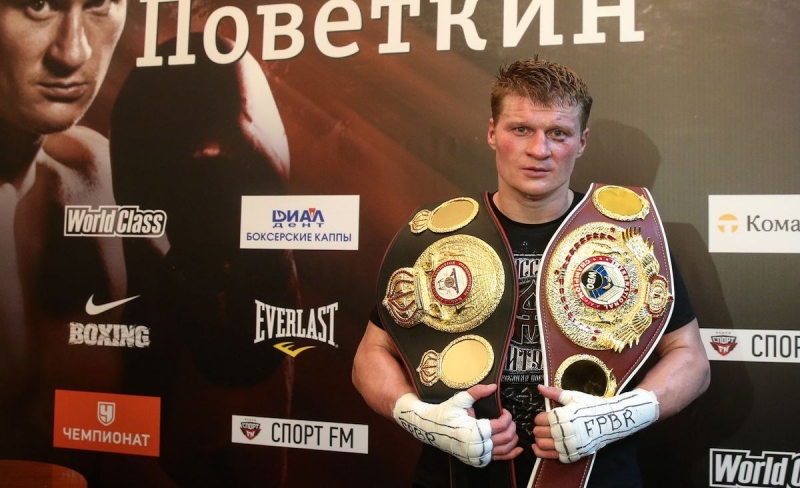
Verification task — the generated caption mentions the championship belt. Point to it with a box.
[377,193,519,488]
[530,183,675,488]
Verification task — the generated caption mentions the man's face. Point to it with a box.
[0,0,126,135]
[488,94,589,204]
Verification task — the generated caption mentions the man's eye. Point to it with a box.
[514,127,528,134]
[26,0,54,19]
[85,0,113,14]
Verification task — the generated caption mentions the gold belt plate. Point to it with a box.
[408,197,480,234]
[544,223,672,353]
[382,235,505,333]
[417,335,495,389]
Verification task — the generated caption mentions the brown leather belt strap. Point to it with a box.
[376,193,519,488]
[531,183,675,488]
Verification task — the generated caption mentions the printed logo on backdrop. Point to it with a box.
[700,329,800,363]
[716,214,740,233]
[64,205,167,237]
[97,402,115,426]
[255,300,339,356]
[708,195,800,253]
[240,419,262,440]
[709,448,800,487]
[53,390,160,456]
[709,333,738,356]
[231,415,368,454]
[69,294,150,348]
[240,195,359,251]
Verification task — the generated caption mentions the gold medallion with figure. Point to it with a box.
[382,235,504,333]
[544,223,672,353]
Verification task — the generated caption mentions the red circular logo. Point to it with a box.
[430,260,472,305]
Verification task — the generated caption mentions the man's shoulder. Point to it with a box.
[40,126,111,179]
[34,126,114,202]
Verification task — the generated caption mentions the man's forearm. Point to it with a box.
[352,323,414,418]
[637,319,710,419]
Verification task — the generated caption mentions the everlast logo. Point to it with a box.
[253,301,338,355]
[710,448,800,487]
[710,335,738,357]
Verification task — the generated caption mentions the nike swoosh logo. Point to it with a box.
[273,342,316,358]
[85,294,141,316]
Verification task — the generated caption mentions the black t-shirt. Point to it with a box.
[371,192,696,488]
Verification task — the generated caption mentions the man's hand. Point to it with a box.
[392,384,521,467]
[489,407,524,461]
[532,385,659,463]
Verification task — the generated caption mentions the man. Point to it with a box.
[0,0,127,458]
[352,57,710,487]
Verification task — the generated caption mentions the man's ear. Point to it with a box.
[487,118,497,150]
[576,127,590,157]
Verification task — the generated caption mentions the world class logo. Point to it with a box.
[710,448,800,487]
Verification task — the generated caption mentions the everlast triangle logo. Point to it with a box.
[710,448,800,487]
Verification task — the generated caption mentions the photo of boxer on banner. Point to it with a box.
[108,33,298,487]
[0,0,127,463]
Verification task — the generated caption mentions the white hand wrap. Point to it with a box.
[392,391,492,468]
[548,388,659,463]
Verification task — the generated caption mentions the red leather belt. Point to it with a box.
[531,183,675,488]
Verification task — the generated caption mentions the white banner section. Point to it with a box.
[701,328,800,364]
[232,416,369,454]
[708,195,800,253]
[241,195,360,250]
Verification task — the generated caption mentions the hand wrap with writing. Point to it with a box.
[548,388,659,463]
[392,391,493,467]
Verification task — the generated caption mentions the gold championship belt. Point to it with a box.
[530,184,675,488]
[376,194,518,488]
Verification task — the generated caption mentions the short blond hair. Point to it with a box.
[491,55,593,131]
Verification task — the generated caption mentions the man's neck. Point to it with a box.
[0,117,44,190]
[492,188,574,224]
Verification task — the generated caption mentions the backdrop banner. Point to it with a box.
[0,1,798,487]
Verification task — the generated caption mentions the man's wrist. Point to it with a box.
[391,392,420,422]
[391,390,493,467]
[549,387,660,463]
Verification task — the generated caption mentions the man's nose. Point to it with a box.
[526,132,551,160]
[47,10,92,72]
